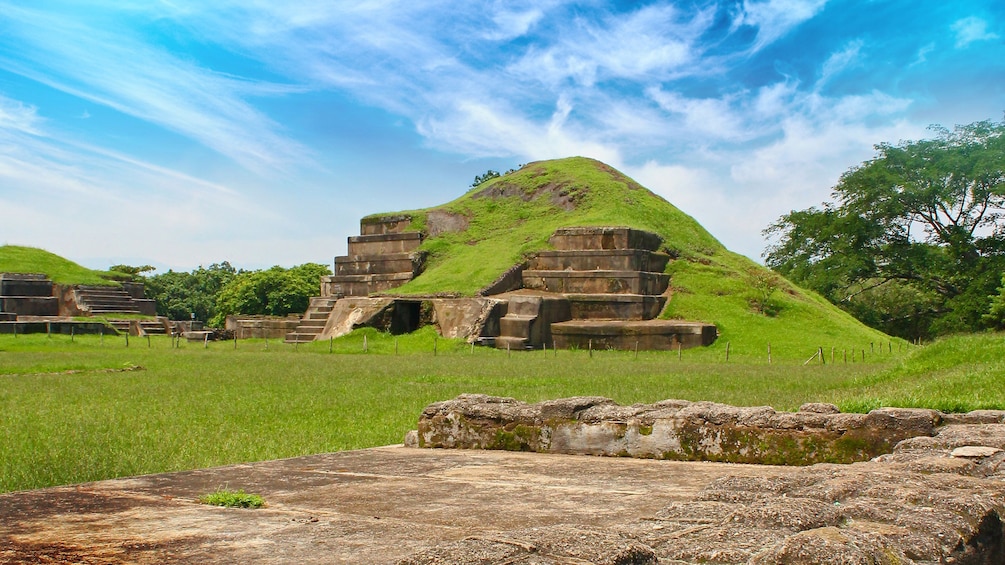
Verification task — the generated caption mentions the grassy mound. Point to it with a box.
[371,157,894,358]
[0,245,120,286]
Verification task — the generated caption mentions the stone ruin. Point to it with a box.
[0,272,164,335]
[401,394,1005,563]
[286,215,716,350]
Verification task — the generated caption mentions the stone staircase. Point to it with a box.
[285,297,338,343]
[287,216,426,343]
[494,227,716,350]
[322,226,425,298]
[75,286,156,316]
[106,318,169,336]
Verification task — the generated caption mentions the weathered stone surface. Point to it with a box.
[798,402,841,414]
[399,526,657,565]
[418,396,945,465]
[953,445,1004,458]
[3,434,1004,564]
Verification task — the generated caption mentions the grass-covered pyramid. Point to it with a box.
[368,156,892,359]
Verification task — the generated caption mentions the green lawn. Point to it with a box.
[1,329,1002,493]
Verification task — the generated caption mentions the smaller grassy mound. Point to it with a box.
[0,245,120,286]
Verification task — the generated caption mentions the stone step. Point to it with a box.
[346,232,422,256]
[0,274,53,297]
[359,214,413,235]
[522,270,669,295]
[565,294,666,321]
[335,252,424,276]
[285,332,318,343]
[298,319,327,328]
[0,296,59,316]
[506,295,543,317]
[91,309,142,315]
[551,319,717,350]
[499,315,536,339]
[306,312,330,321]
[548,227,662,252]
[494,335,529,351]
[325,273,415,297]
[530,249,670,273]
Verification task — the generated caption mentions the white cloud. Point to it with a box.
[952,16,999,49]
[0,94,42,134]
[735,0,830,51]
[818,39,863,87]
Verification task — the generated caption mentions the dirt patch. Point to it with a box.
[471,178,580,211]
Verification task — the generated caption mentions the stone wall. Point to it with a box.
[412,395,1003,465]
[225,315,301,339]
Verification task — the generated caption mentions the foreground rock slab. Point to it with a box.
[2,437,1005,563]
[0,447,792,564]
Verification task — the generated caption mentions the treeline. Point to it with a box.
[113,262,330,327]
[765,119,1005,340]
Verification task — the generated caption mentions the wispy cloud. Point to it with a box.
[0,3,309,173]
[952,16,999,48]
[733,0,830,51]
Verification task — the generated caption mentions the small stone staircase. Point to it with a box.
[75,286,143,315]
[494,294,571,351]
[287,216,426,343]
[106,318,169,336]
[285,297,338,343]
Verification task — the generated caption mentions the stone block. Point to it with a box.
[551,319,716,350]
[565,293,666,320]
[523,269,669,294]
[359,214,412,235]
[325,272,415,297]
[548,227,662,251]
[346,232,422,255]
[417,395,948,465]
[334,252,424,276]
[530,249,670,272]
[0,273,53,297]
[0,296,59,316]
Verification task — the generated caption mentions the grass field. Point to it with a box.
[2,328,1004,493]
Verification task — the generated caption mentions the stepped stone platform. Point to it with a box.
[289,222,715,350]
[3,398,1004,564]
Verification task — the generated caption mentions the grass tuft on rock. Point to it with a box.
[198,489,265,508]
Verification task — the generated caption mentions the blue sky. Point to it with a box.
[0,1,1002,272]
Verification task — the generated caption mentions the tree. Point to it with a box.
[210,263,331,327]
[764,120,1005,339]
[470,169,501,187]
[108,264,156,281]
[143,262,238,323]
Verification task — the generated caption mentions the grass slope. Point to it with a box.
[0,245,120,286]
[369,157,894,358]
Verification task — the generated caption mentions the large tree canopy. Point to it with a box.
[210,263,331,327]
[764,120,1005,339]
